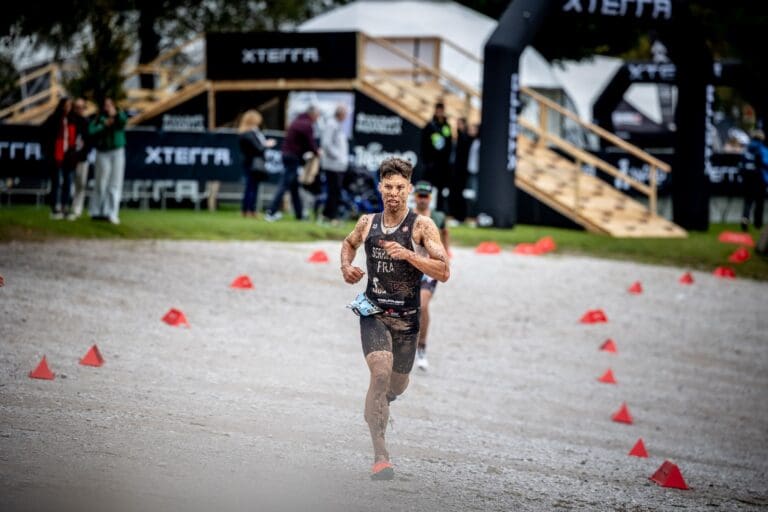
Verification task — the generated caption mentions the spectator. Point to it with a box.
[266,106,320,222]
[449,117,471,224]
[319,104,349,224]
[466,123,481,226]
[238,110,276,218]
[89,98,127,225]
[70,98,92,219]
[41,98,78,220]
[740,129,768,232]
[420,102,452,212]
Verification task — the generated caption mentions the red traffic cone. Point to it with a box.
[612,402,633,424]
[230,275,254,289]
[718,231,754,247]
[628,281,643,294]
[650,460,689,490]
[629,438,648,458]
[162,308,190,327]
[308,250,329,263]
[580,309,608,324]
[79,344,104,367]
[679,272,694,284]
[513,242,542,255]
[535,236,556,253]
[713,266,736,279]
[599,339,618,353]
[597,368,617,384]
[475,241,501,254]
[29,356,55,380]
[728,247,750,264]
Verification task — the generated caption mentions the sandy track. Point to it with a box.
[1,239,767,511]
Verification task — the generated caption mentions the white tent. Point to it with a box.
[299,0,562,91]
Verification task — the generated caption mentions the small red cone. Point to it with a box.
[679,272,694,285]
[611,402,633,424]
[628,281,643,294]
[713,266,736,279]
[597,368,617,384]
[580,309,608,324]
[308,250,329,263]
[728,247,750,264]
[650,460,689,490]
[718,231,755,247]
[29,356,55,380]
[629,438,648,458]
[162,308,190,327]
[79,344,104,367]
[599,339,618,353]
[513,242,542,255]
[230,275,254,289]
[475,241,501,254]
[535,236,556,253]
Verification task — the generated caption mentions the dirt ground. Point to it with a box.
[1,239,767,512]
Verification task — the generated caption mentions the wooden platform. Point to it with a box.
[516,138,686,237]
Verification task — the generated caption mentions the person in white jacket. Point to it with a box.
[320,105,349,224]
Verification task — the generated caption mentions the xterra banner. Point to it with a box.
[206,32,358,81]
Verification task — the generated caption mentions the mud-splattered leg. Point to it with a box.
[364,351,393,462]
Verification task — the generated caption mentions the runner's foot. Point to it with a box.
[416,347,429,371]
[370,460,394,481]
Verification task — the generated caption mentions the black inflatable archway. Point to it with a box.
[479,0,712,230]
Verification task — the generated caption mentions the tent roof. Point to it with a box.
[300,0,562,89]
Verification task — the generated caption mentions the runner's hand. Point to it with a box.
[381,241,411,261]
[341,265,365,284]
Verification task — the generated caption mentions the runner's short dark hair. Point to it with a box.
[379,157,413,181]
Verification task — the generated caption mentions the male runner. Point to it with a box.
[412,181,450,371]
[340,158,450,480]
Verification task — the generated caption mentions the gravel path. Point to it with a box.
[1,239,767,512]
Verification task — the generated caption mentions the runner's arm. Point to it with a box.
[340,215,370,284]
[382,217,449,282]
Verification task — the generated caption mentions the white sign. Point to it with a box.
[355,113,403,136]
[562,0,672,20]
[144,146,232,166]
[162,114,205,132]
[0,141,43,160]
[507,73,520,172]
[241,48,320,64]
[352,142,417,173]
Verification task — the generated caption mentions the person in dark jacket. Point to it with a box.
[449,117,472,223]
[266,106,321,221]
[420,102,452,212]
[238,110,276,217]
[740,129,768,232]
[70,98,92,219]
[41,97,78,220]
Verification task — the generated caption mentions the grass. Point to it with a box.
[1,204,767,280]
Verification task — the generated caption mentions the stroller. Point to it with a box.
[339,165,381,219]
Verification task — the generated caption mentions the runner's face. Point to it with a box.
[415,194,430,211]
[378,174,412,213]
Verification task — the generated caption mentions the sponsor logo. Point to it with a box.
[613,158,669,191]
[241,47,320,64]
[627,62,676,82]
[507,73,520,171]
[352,143,418,173]
[355,113,403,136]
[372,277,386,295]
[562,0,672,19]
[162,114,206,132]
[144,146,232,166]
[0,141,43,161]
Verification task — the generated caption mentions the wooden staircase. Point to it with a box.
[357,33,685,238]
